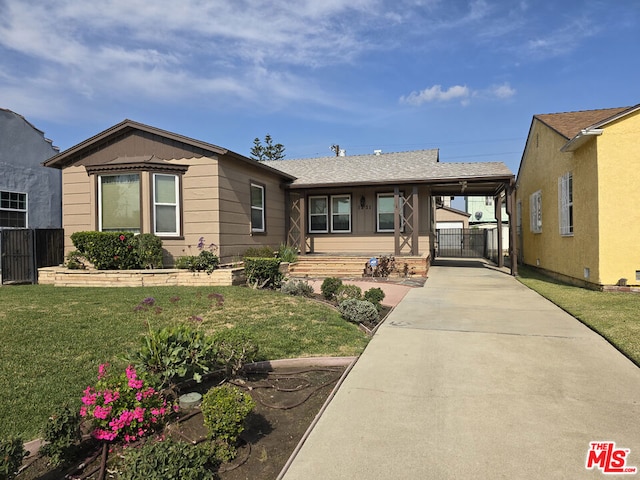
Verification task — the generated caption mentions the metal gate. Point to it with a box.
[1,229,64,284]
[436,228,486,258]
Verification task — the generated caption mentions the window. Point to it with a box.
[0,191,27,227]
[529,190,542,233]
[377,193,405,232]
[308,195,351,233]
[558,172,573,236]
[99,174,141,233]
[377,193,395,232]
[250,182,265,233]
[485,196,493,206]
[331,195,351,232]
[309,196,328,233]
[154,174,180,236]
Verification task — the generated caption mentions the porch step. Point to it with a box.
[287,255,429,278]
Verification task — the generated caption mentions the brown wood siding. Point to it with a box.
[216,159,286,261]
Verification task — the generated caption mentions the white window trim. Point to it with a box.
[250,182,266,233]
[377,192,405,233]
[308,195,328,233]
[558,172,573,236]
[153,173,181,237]
[530,190,542,234]
[0,190,28,228]
[331,194,351,233]
[308,195,352,233]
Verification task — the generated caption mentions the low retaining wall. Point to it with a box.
[38,267,246,287]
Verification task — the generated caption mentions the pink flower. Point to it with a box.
[119,235,126,241]
[98,363,109,380]
[93,405,113,420]
[80,406,87,417]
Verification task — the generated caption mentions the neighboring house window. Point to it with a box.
[99,174,141,233]
[250,182,265,233]
[377,193,405,232]
[558,172,573,236]
[309,196,328,233]
[331,195,351,232]
[485,196,493,206]
[0,191,27,228]
[308,195,351,233]
[153,174,180,236]
[529,190,542,233]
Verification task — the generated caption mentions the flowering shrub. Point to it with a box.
[80,364,176,443]
[70,231,164,270]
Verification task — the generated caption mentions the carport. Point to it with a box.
[429,173,517,276]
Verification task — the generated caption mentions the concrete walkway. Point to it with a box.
[281,258,640,479]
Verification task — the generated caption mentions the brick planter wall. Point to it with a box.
[38,267,246,287]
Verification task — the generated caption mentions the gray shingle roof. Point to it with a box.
[264,149,512,187]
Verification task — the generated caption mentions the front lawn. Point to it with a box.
[0,285,369,440]
[517,266,640,366]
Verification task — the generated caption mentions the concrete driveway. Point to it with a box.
[281,258,640,479]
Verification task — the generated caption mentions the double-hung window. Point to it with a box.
[153,174,180,236]
[558,172,573,236]
[99,174,141,233]
[377,193,404,232]
[308,195,351,233]
[250,182,265,233]
[0,191,27,227]
[529,190,542,234]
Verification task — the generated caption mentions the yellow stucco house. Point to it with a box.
[516,104,640,288]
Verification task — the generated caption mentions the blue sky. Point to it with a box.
[1,0,638,178]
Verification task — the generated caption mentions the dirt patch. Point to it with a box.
[18,366,347,480]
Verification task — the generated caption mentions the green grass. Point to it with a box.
[517,266,640,366]
[0,285,369,440]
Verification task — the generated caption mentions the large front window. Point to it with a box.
[0,191,27,227]
[154,174,180,236]
[250,182,265,233]
[99,174,141,233]
[309,195,351,233]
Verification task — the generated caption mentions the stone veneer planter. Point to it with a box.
[37,266,246,287]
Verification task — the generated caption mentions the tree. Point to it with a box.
[250,134,286,161]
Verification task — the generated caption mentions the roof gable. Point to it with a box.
[534,106,633,140]
[44,119,295,180]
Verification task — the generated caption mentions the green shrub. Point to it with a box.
[244,258,282,289]
[336,284,362,302]
[0,437,26,480]
[128,325,219,387]
[321,277,343,300]
[277,243,298,263]
[65,250,86,270]
[201,384,255,462]
[70,231,164,270]
[39,404,81,467]
[211,329,259,378]
[242,246,275,259]
[119,439,216,480]
[175,250,220,274]
[281,279,314,297]
[137,233,164,268]
[364,287,386,310]
[338,298,379,324]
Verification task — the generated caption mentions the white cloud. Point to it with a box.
[400,85,470,106]
[400,82,516,106]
